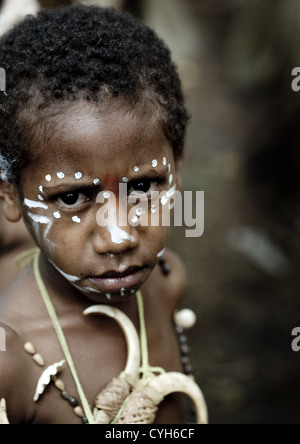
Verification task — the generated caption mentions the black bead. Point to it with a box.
[82,416,89,424]
[68,396,79,407]
[175,325,184,335]
[178,334,187,344]
[181,355,189,365]
[184,363,194,375]
[61,390,69,400]
[181,344,190,356]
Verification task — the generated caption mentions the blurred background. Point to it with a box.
[1,0,300,424]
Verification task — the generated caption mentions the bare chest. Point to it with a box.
[26,310,183,424]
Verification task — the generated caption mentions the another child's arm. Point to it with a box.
[0,323,35,424]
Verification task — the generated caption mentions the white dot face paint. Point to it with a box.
[93,179,100,186]
[151,204,157,214]
[107,225,135,245]
[131,215,138,225]
[122,177,129,183]
[163,157,167,166]
[72,216,81,224]
[57,172,65,179]
[106,294,112,301]
[38,195,44,201]
[134,166,139,172]
[75,172,83,180]
[24,198,48,210]
[53,211,61,219]
[39,186,44,194]
[169,174,173,185]
[136,208,144,217]
[45,175,52,182]
[152,159,158,168]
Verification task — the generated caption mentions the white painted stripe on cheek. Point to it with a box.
[24,198,48,210]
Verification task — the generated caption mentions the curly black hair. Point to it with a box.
[0,5,189,183]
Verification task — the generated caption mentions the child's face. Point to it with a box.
[18,100,181,303]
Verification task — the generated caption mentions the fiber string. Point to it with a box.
[33,250,95,425]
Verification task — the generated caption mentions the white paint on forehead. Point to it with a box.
[45,175,52,182]
[133,166,139,172]
[152,159,158,168]
[75,172,83,180]
[93,179,100,186]
[24,198,48,210]
[72,216,81,224]
[53,211,62,219]
[107,225,135,245]
[57,172,65,179]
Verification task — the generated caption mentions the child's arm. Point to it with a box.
[0,323,35,424]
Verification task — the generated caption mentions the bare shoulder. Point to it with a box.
[164,249,187,299]
[0,322,35,423]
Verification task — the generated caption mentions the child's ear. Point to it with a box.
[0,181,22,222]
[175,156,184,191]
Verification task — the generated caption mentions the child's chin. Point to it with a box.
[75,286,139,304]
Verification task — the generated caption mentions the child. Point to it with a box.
[0,5,205,424]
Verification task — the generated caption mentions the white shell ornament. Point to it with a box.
[174,309,197,330]
[33,360,66,402]
[0,398,9,424]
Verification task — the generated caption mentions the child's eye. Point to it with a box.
[57,191,88,208]
[127,179,157,196]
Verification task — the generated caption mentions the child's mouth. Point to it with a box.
[87,266,148,294]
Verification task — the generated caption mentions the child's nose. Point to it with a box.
[93,199,139,255]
